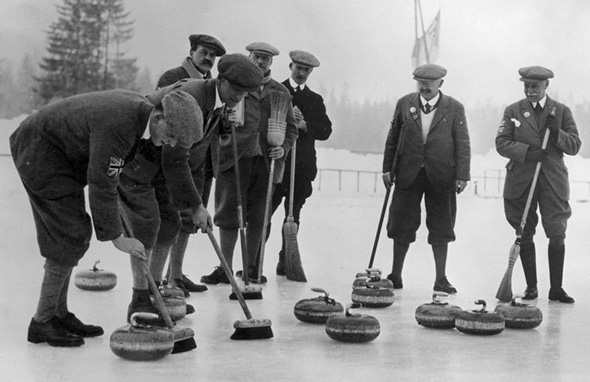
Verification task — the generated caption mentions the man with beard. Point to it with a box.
[267,50,332,275]
[150,34,226,296]
[496,66,581,303]
[201,42,298,284]
[382,64,470,294]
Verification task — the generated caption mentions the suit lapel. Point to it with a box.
[519,99,538,131]
[409,93,422,130]
[427,94,449,136]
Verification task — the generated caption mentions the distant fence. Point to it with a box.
[316,167,590,202]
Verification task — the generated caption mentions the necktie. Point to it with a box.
[534,103,542,113]
[424,103,432,114]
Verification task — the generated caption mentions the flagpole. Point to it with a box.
[417,0,430,64]
[414,0,418,41]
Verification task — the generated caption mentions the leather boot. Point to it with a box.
[520,241,538,299]
[548,238,574,303]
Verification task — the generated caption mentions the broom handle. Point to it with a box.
[230,121,251,286]
[257,159,276,281]
[517,127,551,238]
[367,123,407,269]
[119,212,175,329]
[206,231,253,320]
[288,141,297,219]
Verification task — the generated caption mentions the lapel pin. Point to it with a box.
[510,118,521,127]
[523,111,531,118]
[409,106,418,120]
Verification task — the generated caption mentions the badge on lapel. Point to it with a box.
[107,156,125,177]
[510,118,521,127]
[523,111,531,118]
[409,106,418,120]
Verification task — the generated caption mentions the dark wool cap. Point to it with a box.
[217,53,263,92]
[162,90,204,148]
[189,34,226,56]
[289,50,320,68]
[519,66,554,82]
[246,42,280,56]
[413,64,447,80]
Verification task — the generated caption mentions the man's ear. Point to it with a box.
[289,62,293,70]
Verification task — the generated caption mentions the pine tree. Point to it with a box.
[16,54,39,113]
[101,0,137,89]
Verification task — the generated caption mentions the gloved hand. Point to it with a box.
[268,146,285,159]
[382,172,393,189]
[525,146,547,162]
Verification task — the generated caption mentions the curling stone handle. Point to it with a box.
[474,299,487,312]
[92,260,101,272]
[432,292,449,303]
[129,312,160,328]
[311,287,329,297]
[346,303,362,317]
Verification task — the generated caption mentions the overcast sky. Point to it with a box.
[2,0,590,106]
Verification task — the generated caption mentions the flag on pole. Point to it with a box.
[412,10,441,68]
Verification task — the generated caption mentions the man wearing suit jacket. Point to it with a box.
[268,50,332,275]
[382,64,470,294]
[201,42,298,284]
[150,34,226,296]
[496,66,581,303]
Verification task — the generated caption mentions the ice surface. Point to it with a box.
[1,117,589,381]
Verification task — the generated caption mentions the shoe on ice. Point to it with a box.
[549,288,574,303]
[200,267,229,285]
[433,276,457,294]
[181,274,208,292]
[186,304,195,315]
[27,317,84,347]
[386,273,403,289]
[57,312,103,337]
[522,286,538,300]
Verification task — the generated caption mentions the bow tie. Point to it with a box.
[294,85,303,93]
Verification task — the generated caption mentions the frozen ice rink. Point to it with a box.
[1,153,589,382]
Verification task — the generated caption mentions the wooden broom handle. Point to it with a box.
[288,141,297,219]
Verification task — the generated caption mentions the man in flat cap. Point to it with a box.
[382,63,470,294]
[201,42,298,284]
[120,55,263,320]
[10,87,201,347]
[265,50,332,275]
[144,34,226,296]
[496,66,581,303]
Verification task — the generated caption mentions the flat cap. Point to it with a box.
[413,64,447,80]
[162,90,204,149]
[217,53,264,92]
[189,34,226,56]
[246,42,280,56]
[519,66,554,81]
[289,50,320,68]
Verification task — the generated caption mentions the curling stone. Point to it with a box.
[494,300,542,329]
[325,304,380,343]
[151,296,186,322]
[354,267,382,279]
[110,313,174,361]
[415,292,462,329]
[352,275,394,290]
[74,260,117,291]
[294,288,344,324]
[455,300,505,335]
[351,284,394,308]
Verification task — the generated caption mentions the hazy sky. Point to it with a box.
[2,0,590,106]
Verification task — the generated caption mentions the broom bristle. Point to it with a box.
[283,220,307,282]
[495,242,520,302]
[170,327,197,354]
[230,319,274,340]
[269,91,290,121]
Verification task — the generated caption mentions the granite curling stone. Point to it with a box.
[74,260,117,291]
[110,313,174,361]
[294,288,344,324]
[351,284,394,308]
[352,273,394,291]
[415,292,462,329]
[494,299,542,329]
[455,300,505,335]
[325,304,380,343]
[151,295,187,322]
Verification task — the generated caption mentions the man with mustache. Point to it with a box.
[382,64,470,294]
[147,34,225,297]
[267,50,332,275]
[496,66,581,303]
[201,42,298,284]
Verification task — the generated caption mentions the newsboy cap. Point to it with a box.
[246,42,280,56]
[189,34,226,56]
[161,90,204,149]
[217,53,264,92]
[289,50,320,68]
[519,66,554,82]
[413,64,447,80]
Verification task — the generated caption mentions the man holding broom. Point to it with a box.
[268,50,332,276]
[382,64,470,293]
[147,34,226,297]
[201,42,297,285]
[496,66,581,303]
